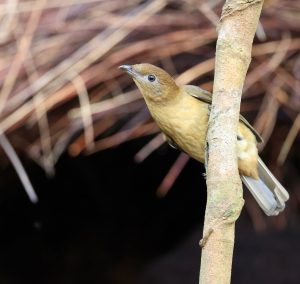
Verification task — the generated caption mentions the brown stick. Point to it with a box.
[200,1,264,283]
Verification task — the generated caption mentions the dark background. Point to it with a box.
[1,134,299,284]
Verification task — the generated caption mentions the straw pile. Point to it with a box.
[0,0,299,226]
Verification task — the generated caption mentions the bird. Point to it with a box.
[119,63,289,216]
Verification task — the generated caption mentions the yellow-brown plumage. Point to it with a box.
[120,63,289,216]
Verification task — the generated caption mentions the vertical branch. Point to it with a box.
[200,1,264,283]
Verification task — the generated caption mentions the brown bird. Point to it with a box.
[120,63,289,216]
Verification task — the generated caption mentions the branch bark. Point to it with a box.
[199,1,264,283]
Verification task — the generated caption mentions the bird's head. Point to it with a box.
[119,63,179,103]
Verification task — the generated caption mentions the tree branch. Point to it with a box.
[199,1,264,283]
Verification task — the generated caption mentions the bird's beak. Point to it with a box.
[119,65,139,78]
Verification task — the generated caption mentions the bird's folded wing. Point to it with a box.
[183,84,263,143]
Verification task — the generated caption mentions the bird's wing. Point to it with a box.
[183,85,212,104]
[183,85,263,143]
[238,113,263,143]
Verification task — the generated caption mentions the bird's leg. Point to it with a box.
[203,104,211,177]
[204,142,209,178]
[202,141,209,179]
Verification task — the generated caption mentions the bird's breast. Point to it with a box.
[148,95,209,163]
[146,94,260,179]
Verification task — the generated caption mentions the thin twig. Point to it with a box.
[156,153,190,197]
[0,130,38,203]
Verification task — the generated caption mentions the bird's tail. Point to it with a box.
[241,157,289,216]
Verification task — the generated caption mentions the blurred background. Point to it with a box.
[0,0,299,283]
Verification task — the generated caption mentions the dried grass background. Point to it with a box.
[0,0,299,229]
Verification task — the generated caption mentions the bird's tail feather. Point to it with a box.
[241,157,289,216]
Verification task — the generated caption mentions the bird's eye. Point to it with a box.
[147,74,156,82]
